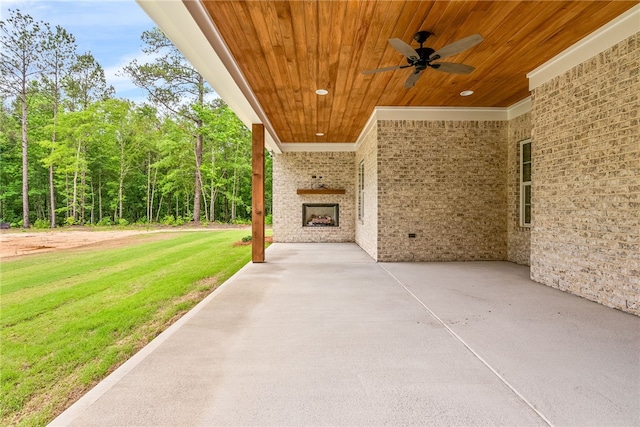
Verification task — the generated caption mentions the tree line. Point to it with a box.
[0,9,271,228]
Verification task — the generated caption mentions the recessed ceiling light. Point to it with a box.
[460,90,474,96]
[315,89,329,95]
[316,132,325,136]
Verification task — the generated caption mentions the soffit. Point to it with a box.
[198,0,637,144]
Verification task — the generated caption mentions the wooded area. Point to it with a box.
[0,10,271,228]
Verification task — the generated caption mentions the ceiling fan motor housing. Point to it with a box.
[416,47,435,59]
[407,47,435,70]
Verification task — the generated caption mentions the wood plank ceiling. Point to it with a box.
[202,1,637,144]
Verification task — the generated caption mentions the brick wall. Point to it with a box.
[530,33,640,315]
[508,113,532,265]
[272,151,355,242]
[355,124,378,259]
[376,120,508,262]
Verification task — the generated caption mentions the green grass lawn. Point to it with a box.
[0,230,260,426]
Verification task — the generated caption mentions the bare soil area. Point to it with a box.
[0,230,158,259]
[0,225,251,260]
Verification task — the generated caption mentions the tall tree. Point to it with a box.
[197,99,252,222]
[55,107,91,222]
[40,25,77,227]
[93,99,144,220]
[123,27,210,223]
[64,53,114,111]
[62,52,113,222]
[0,9,48,227]
[155,116,195,221]
[130,104,161,223]
[0,97,21,223]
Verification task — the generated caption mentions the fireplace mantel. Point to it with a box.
[297,188,345,195]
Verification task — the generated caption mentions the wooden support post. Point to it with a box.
[251,124,265,263]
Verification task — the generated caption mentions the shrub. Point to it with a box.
[161,215,175,226]
[65,217,76,227]
[118,218,129,227]
[232,218,251,225]
[241,235,252,242]
[33,219,50,229]
[96,218,113,226]
[265,214,273,225]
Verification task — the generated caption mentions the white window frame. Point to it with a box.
[520,138,532,227]
[358,160,365,220]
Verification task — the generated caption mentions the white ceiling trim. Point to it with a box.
[507,97,532,120]
[354,106,381,152]
[527,4,640,90]
[375,106,511,121]
[135,0,282,154]
[350,100,531,151]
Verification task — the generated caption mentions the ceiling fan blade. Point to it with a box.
[404,69,424,88]
[429,34,483,61]
[388,38,419,60]
[430,62,476,74]
[361,65,410,75]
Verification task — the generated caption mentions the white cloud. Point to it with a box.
[2,0,156,104]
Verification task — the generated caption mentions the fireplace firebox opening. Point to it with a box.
[302,203,339,227]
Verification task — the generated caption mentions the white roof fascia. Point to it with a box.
[136,0,282,154]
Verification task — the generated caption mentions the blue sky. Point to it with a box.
[1,0,156,102]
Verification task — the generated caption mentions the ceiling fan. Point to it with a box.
[362,31,484,88]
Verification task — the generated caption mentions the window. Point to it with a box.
[520,139,532,227]
[358,160,365,220]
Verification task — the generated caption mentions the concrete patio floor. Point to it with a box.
[51,243,640,426]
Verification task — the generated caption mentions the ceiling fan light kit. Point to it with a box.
[362,31,484,89]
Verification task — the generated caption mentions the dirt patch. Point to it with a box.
[0,230,146,259]
[0,225,252,260]
[233,236,273,247]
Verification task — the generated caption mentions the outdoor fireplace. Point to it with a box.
[302,203,339,227]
